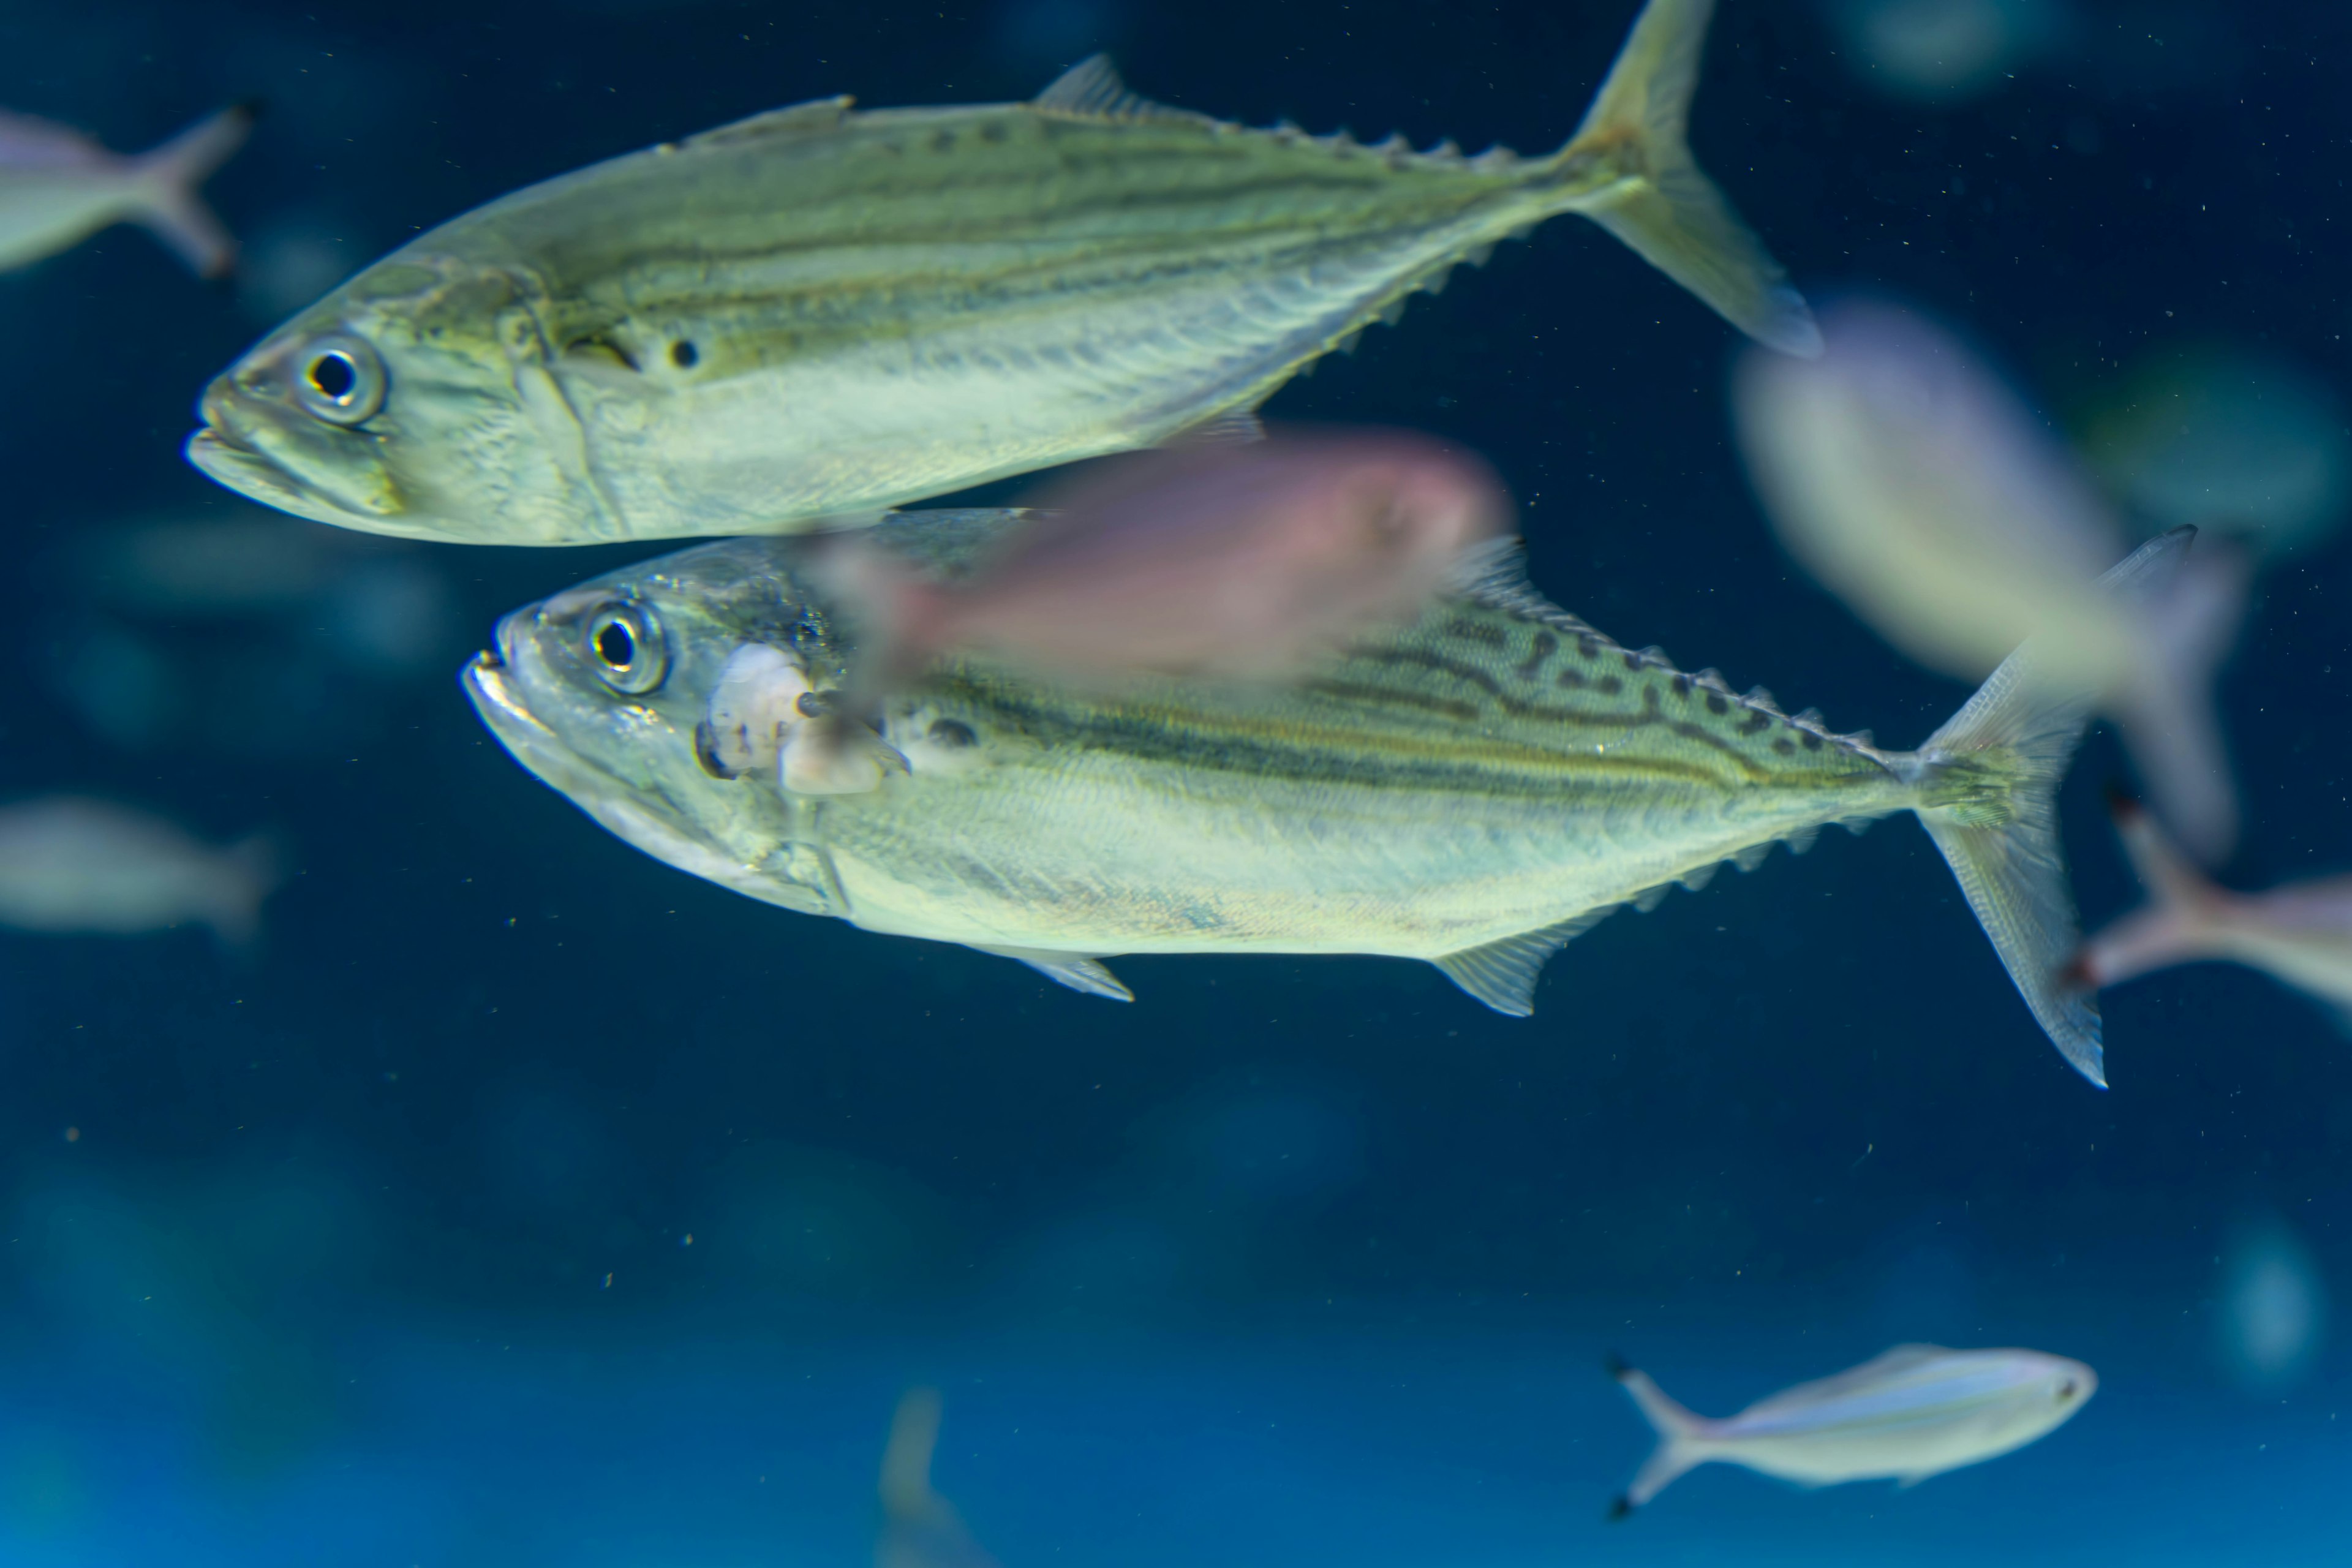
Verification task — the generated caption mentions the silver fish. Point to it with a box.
[191,0,1817,546]
[2069,790,2352,1028]
[0,102,254,277]
[1607,1344,2095,1512]
[0,797,282,948]
[876,1389,999,1568]
[461,513,2207,1085]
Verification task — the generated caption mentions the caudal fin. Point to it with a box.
[2064,790,2225,992]
[1556,0,1821,356]
[1604,1352,1709,1515]
[130,101,258,279]
[1911,529,2199,1088]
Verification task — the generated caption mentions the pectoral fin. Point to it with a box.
[972,944,1135,1001]
[1433,910,1618,1016]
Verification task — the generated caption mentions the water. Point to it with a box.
[2,0,2349,1561]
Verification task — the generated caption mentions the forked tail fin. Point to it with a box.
[1604,1352,1710,1517]
[1911,529,2199,1088]
[2064,790,2227,992]
[130,101,258,279]
[1556,0,1821,356]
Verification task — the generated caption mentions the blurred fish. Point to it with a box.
[1735,300,2248,862]
[1606,1343,2095,1513]
[818,431,1512,688]
[876,1389,999,1568]
[2216,1214,2330,1391]
[464,511,2197,1086]
[2067,791,2352,1028]
[1823,0,2056,103]
[191,0,1818,545]
[0,797,282,948]
[2081,347,2351,559]
[0,102,255,277]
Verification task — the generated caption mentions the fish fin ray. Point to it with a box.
[1556,0,1820,355]
[1433,910,1616,1016]
[1171,407,1266,446]
[1783,823,1820,856]
[1730,842,1771,873]
[1034,55,1207,124]
[685,95,854,150]
[1447,537,1614,643]
[971,944,1135,1001]
[1632,883,1671,913]
[1677,863,1717,893]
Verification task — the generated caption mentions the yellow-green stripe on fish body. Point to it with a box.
[466,512,2169,1087]
[190,0,1819,545]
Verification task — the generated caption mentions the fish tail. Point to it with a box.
[130,100,260,279]
[1906,529,2201,1088]
[1550,0,1820,356]
[207,828,285,957]
[2109,542,2248,865]
[1604,1352,1709,1515]
[2064,789,2225,992]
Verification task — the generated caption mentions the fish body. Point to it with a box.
[1736,300,2247,861]
[824,429,1511,687]
[2071,793,2352,1022]
[192,0,1817,546]
[459,511,2196,1084]
[1608,1344,2095,1511]
[0,104,254,276]
[0,797,281,947]
[876,1389,999,1568]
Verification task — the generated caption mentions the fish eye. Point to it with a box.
[584,599,669,695]
[2058,1379,2079,1400]
[292,333,387,424]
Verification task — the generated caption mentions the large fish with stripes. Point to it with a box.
[189,0,1817,546]
[459,513,2198,1087]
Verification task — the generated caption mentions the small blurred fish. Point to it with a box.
[2067,791,2352,1028]
[1606,1343,2095,1514]
[876,1388,999,1568]
[1735,300,2248,861]
[820,431,1512,691]
[0,797,282,949]
[0,102,256,277]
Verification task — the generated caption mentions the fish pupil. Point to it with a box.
[596,620,636,668]
[309,351,357,401]
[670,340,699,369]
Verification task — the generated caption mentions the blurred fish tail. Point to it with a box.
[1606,1352,1710,1512]
[1553,0,1820,355]
[208,827,287,956]
[2066,790,2226,992]
[130,101,258,279]
[2114,541,2248,864]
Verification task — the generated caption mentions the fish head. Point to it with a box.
[1997,1351,2099,1441]
[461,539,848,913]
[189,256,596,545]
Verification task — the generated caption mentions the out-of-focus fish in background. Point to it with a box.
[463,514,2204,1086]
[2067,791,2352,1028]
[2079,345,2351,560]
[1606,1343,2095,1513]
[876,1389,1000,1568]
[0,102,255,277]
[0,797,283,949]
[1820,0,2059,103]
[1734,300,2249,862]
[189,0,1819,546]
[2214,1213,2331,1393]
[817,430,1512,692]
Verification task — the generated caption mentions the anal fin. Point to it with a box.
[1433,908,1617,1017]
[971,944,1134,1001]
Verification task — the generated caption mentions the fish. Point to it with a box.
[464,512,2209,1086]
[191,0,1819,546]
[1735,299,2248,862]
[2067,790,2352,1028]
[1605,1343,2095,1513]
[0,797,282,948]
[815,429,1512,690]
[0,102,255,277]
[876,1388,1000,1568]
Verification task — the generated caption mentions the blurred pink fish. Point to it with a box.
[0,100,256,277]
[1735,299,2247,861]
[2068,791,2352,1026]
[821,430,1513,688]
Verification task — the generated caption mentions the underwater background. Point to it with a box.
[2,0,2350,1561]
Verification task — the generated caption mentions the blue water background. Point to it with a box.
[1,0,2350,1561]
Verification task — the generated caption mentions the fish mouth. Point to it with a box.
[187,375,415,537]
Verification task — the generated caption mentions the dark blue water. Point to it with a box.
[1,0,2348,1562]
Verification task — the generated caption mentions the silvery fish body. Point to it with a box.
[0,797,281,948]
[191,0,1817,545]
[461,512,2195,1085]
[1608,1344,2097,1510]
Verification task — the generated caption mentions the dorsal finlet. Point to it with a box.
[1792,707,1824,727]
[1449,537,1610,643]
[1742,685,1779,714]
[1033,55,1208,124]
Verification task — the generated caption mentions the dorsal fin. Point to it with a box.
[684,95,853,150]
[1034,56,1207,124]
[1433,909,1617,1017]
[1448,538,1611,642]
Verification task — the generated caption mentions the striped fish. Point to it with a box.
[191,0,1816,546]
[459,512,2193,1085]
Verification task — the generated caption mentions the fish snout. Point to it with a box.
[186,348,407,528]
